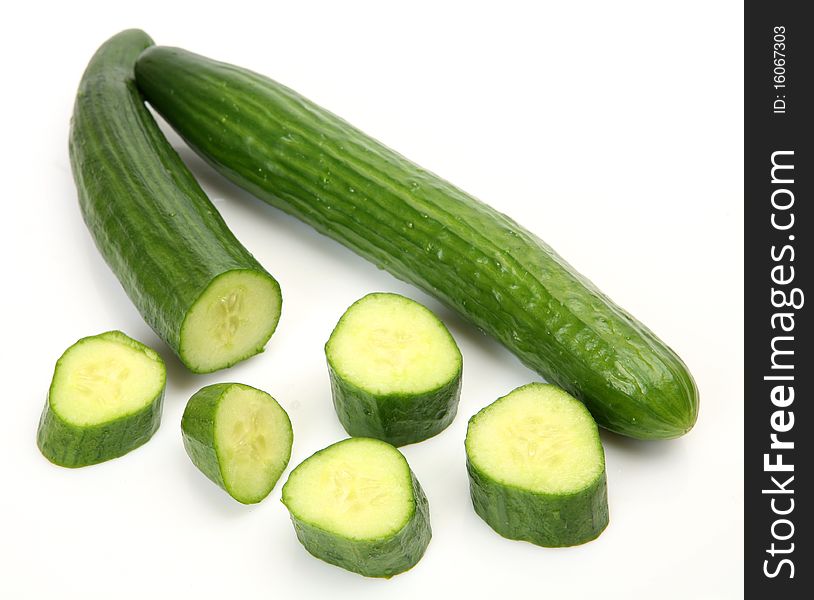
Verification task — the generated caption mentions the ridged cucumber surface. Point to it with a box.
[37,330,166,468]
[135,46,698,438]
[69,31,281,373]
[281,437,431,578]
[466,383,609,547]
[326,293,462,446]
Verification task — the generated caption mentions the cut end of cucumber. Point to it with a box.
[215,384,293,503]
[282,438,414,540]
[326,293,461,396]
[49,331,165,427]
[180,270,281,373]
[466,384,604,495]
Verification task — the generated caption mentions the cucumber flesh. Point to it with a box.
[182,383,292,504]
[282,437,431,577]
[326,293,462,446]
[467,385,603,493]
[466,383,609,546]
[37,331,166,468]
[327,293,459,395]
[284,438,412,539]
[181,270,281,374]
[216,385,292,501]
[51,334,164,426]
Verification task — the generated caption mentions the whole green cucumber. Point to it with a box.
[69,31,282,374]
[135,47,698,438]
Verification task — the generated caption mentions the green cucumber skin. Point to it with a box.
[328,363,461,447]
[181,383,293,504]
[466,457,608,547]
[286,470,431,578]
[37,396,163,468]
[36,331,165,468]
[69,31,281,373]
[180,384,226,492]
[135,46,698,438]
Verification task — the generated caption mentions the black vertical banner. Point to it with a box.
[745,2,811,598]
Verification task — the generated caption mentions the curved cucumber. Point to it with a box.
[135,46,698,438]
[181,383,293,504]
[465,383,609,547]
[281,437,431,578]
[69,31,281,373]
[326,293,462,446]
[37,331,166,468]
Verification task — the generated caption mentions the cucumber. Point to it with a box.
[281,437,431,578]
[69,30,281,374]
[134,46,698,439]
[37,331,166,468]
[181,383,293,504]
[465,383,609,547]
[326,293,462,446]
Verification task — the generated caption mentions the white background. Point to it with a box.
[0,1,743,598]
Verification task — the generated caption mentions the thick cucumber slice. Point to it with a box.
[465,383,609,547]
[326,293,462,446]
[181,383,293,504]
[37,331,166,468]
[69,30,281,374]
[281,437,431,578]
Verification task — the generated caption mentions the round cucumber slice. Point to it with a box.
[180,270,281,373]
[465,383,609,547]
[37,331,166,468]
[181,383,293,504]
[325,293,462,446]
[281,437,431,578]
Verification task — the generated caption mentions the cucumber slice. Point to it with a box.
[465,383,609,547]
[37,331,166,468]
[281,437,431,578]
[181,383,293,504]
[326,293,462,446]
